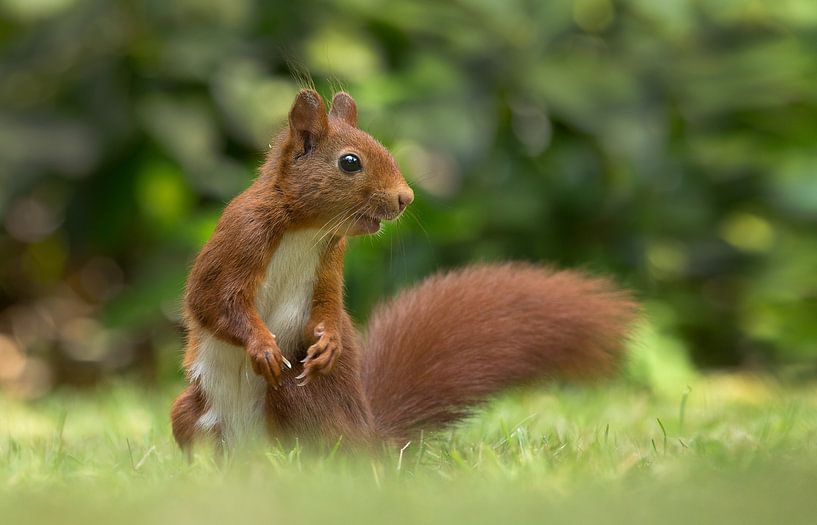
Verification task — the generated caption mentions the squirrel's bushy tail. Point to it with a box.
[362,263,638,441]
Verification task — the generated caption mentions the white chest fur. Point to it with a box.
[189,229,325,444]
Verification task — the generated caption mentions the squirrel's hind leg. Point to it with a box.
[170,383,214,454]
[265,351,374,449]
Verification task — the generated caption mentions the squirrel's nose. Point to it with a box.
[396,187,414,213]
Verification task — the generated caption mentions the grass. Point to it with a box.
[2,375,817,524]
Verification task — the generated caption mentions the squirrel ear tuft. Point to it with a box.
[329,92,357,127]
[288,89,328,155]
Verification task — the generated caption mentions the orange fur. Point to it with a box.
[170,90,638,450]
[363,263,638,440]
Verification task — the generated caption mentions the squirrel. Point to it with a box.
[170,89,638,450]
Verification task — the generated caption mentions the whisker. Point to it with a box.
[398,214,407,281]
[312,192,374,246]
[309,208,351,247]
[315,202,367,248]
[408,170,443,185]
[406,209,431,242]
[330,193,376,244]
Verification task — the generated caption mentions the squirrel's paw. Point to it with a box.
[297,323,341,386]
[247,333,291,387]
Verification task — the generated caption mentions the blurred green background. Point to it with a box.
[1,0,816,397]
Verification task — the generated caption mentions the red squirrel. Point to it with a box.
[170,89,638,449]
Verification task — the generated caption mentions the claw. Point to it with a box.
[281,355,292,369]
[300,357,309,364]
[297,379,310,387]
[314,323,325,337]
[295,371,306,380]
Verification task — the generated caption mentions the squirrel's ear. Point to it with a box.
[288,89,328,156]
[329,92,357,127]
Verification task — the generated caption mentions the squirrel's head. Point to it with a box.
[273,89,413,236]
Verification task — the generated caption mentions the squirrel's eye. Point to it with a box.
[338,154,362,173]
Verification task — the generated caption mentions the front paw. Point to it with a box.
[247,333,291,386]
[297,323,341,386]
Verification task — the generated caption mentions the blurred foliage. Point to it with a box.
[0,0,816,395]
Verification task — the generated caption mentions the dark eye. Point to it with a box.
[338,154,362,173]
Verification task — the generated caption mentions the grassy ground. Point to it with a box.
[2,375,817,524]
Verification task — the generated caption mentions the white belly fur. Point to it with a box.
[189,228,325,444]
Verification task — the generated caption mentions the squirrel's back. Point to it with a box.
[362,263,638,441]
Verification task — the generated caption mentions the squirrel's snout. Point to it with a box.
[397,187,414,213]
[372,186,414,221]
[384,187,413,219]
